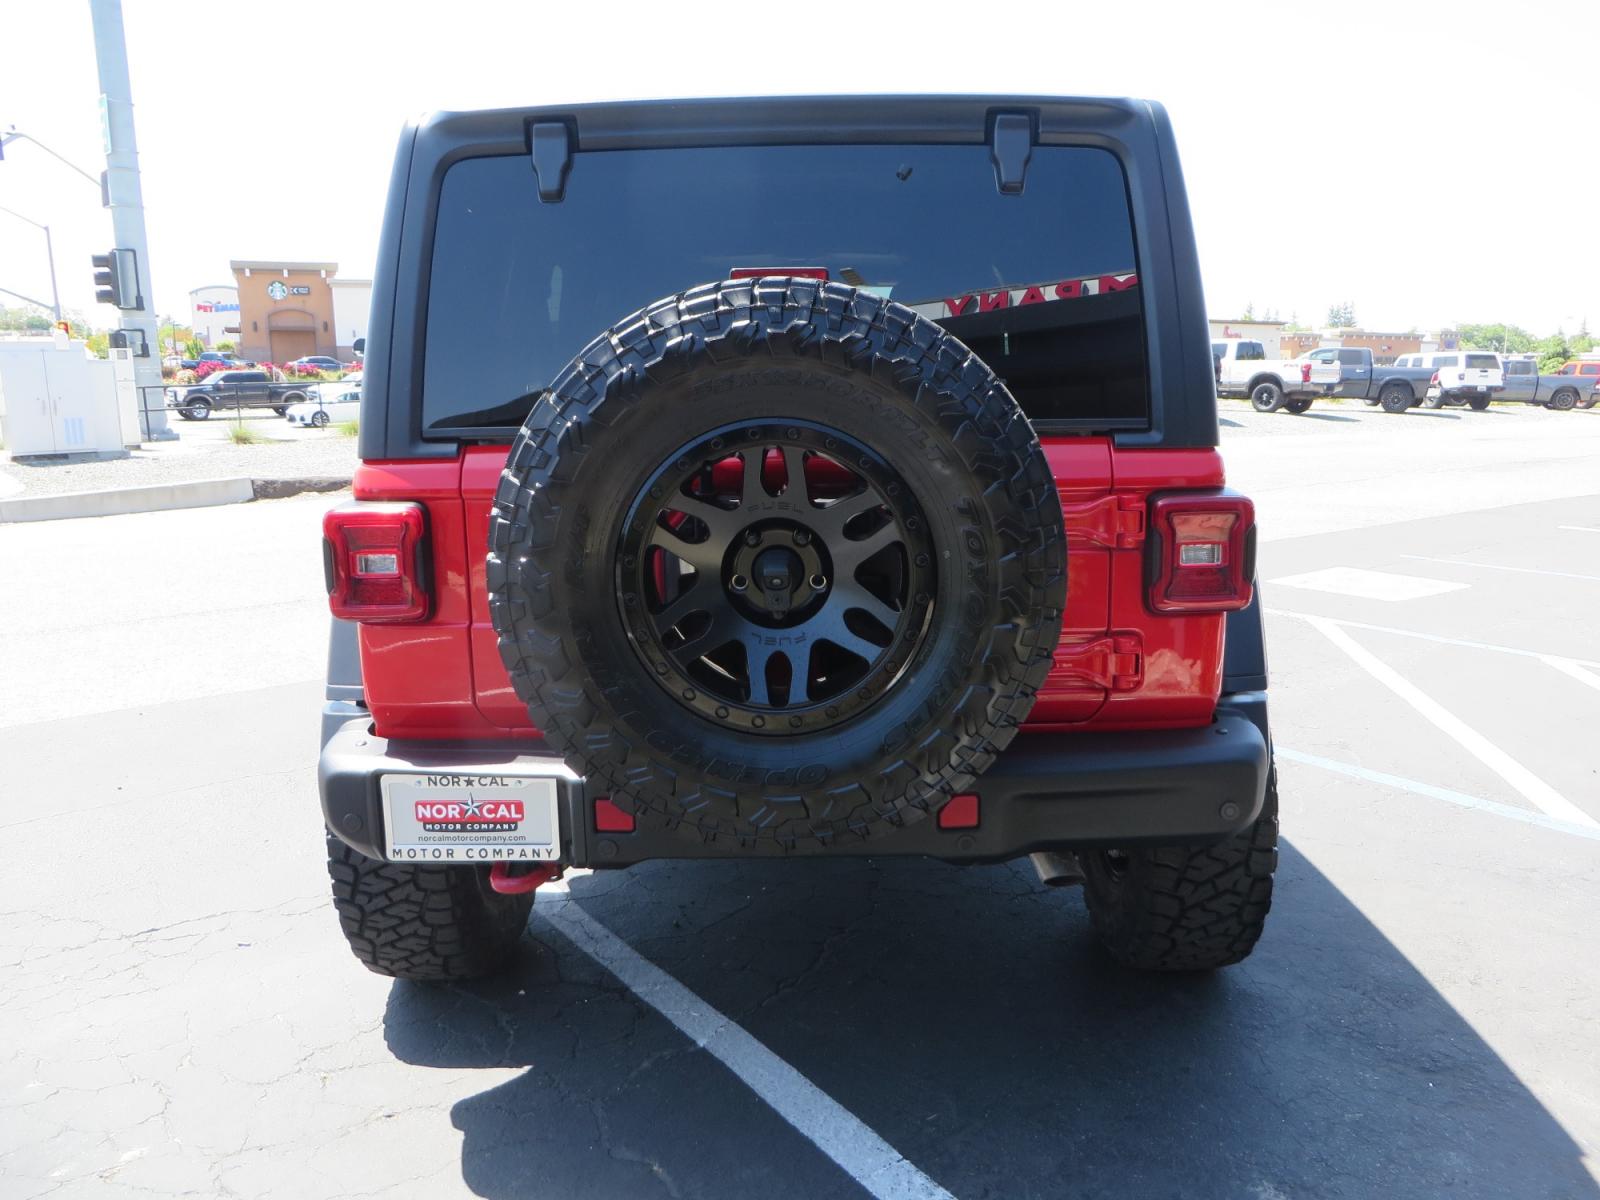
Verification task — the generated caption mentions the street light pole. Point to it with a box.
[0,204,63,323]
[0,130,102,190]
[88,0,172,440]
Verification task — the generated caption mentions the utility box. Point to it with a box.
[0,335,140,458]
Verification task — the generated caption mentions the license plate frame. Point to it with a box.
[380,772,561,863]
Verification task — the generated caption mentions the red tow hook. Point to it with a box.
[488,862,563,895]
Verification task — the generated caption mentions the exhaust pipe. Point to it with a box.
[1029,851,1085,888]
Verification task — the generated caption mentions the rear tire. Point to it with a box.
[1468,395,1491,411]
[325,834,534,981]
[1284,396,1313,414]
[1576,392,1597,410]
[1549,389,1579,412]
[1082,765,1278,971]
[1380,383,1413,414]
[1250,381,1285,412]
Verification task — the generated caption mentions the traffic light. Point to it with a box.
[91,247,141,309]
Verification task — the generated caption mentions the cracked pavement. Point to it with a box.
[4,409,1600,1198]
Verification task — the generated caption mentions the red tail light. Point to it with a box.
[1430,371,1440,385]
[322,502,430,623]
[1146,492,1255,613]
[1301,362,1312,383]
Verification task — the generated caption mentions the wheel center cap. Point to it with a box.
[729,524,828,622]
[753,547,800,603]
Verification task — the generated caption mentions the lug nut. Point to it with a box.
[809,574,827,589]
[744,530,761,546]
[730,574,749,591]
[793,529,811,546]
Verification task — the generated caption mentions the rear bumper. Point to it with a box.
[319,695,1270,866]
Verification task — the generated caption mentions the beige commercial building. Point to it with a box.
[230,260,342,364]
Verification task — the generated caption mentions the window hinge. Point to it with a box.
[989,111,1035,196]
[529,121,573,204]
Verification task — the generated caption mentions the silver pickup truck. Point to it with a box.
[1312,347,1440,413]
[1493,358,1597,411]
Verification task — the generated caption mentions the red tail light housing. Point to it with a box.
[322,502,431,623]
[1430,371,1440,385]
[1301,362,1312,383]
[1146,491,1255,613]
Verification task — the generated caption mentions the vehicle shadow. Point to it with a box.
[1296,411,1360,422]
[385,846,1596,1200]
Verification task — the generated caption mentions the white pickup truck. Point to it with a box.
[1212,338,1342,413]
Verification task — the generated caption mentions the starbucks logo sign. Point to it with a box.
[267,280,288,300]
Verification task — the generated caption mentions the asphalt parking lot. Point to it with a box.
[3,401,1597,1199]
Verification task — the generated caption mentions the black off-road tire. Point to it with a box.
[325,835,534,981]
[1468,395,1491,411]
[1576,392,1597,410]
[487,277,1065,849]
[1284,396,1314,414]
[1549,389,1579,412]
[1081,766,1279,971]
[1381,384,1415,414]
[1250,381,1285,412]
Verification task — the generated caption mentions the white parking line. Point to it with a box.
[538,889,955,1200]
[1278,748,1600,844]
[1399,554,1600,583]
[1557,525,1600,534]
[1265,608,1600,669]
[1303,616,1600,831]
[1539,656,1600,692]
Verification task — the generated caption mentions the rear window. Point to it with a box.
[422,144,1149,435]
[1464,354,1499,370]
[1433,355,1458,368]
[1337,349,1365,365]
[1235,342,1265,361]
[1582,364,1600,376]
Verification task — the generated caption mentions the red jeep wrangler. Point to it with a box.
[318,96,1275,980]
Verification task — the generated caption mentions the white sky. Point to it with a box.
[3,0,1596,335]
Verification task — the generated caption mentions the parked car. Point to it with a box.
[289,356,346,374]
[286,386,361,427]
[165,368,315,420]
[1552,360,1600,407]
[1420,352,1505,409]
[1327,348,1472,413]
[1212,338,1340,412]
[317,95,1279,982]
[1495,357,1595,411]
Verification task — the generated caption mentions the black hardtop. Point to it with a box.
[359,95,1217,460]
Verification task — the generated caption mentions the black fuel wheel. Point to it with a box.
[616,423,937,733]
[488,278,1065,848]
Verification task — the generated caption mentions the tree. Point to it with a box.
[1534,333,1570,373]
[1326,302,1357,328]
[217,339,237,353]
[1242,301,1256,321]
[0,305,54,333]
[1458,323,1534,354]
[184,337,204,359]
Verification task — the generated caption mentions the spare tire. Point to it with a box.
[487,278,1065,848]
